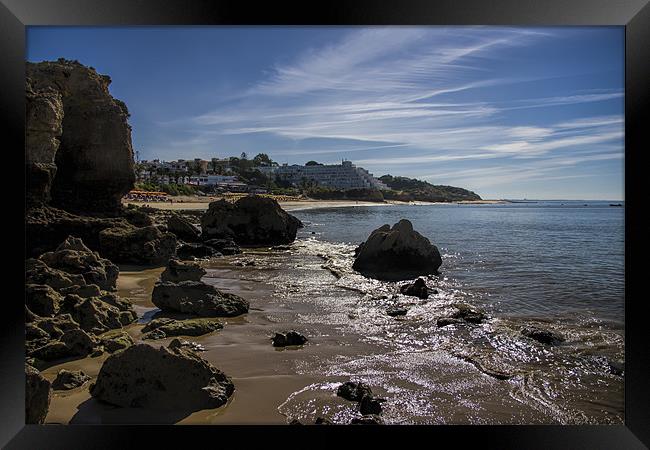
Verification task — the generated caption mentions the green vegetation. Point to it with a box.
[134,181,197,196]
[379,175,481,202]
[306,187,385,202]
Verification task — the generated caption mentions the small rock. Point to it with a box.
[349,415,384,425]
[359,395,385,415]
[437,317,463,327]
[400,278,429,299]
[272,331,308,347]
[337,381,372,402]
[26,364,51,424]
[521,326,565,345]
[386,307,408,317]
[52,369,91,390]
[314,417,333,425]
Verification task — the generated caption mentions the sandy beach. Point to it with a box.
[123,197,507,212]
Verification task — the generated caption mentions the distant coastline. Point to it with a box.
[123,197,508,212]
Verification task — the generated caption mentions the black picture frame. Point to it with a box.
[3,0,648,448]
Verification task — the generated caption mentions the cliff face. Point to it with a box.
[26,59,135,213]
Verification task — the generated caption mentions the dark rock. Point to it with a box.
[167,214,201,242]
[99,329,134,353]
[352,220,442,281]
[25,78,63,206]
[203,238,241,255]
[608,359,624,376]
[26,365,52,424]
[26,258,86,290]
[359,395,385,415]
[314,417,333,425]
[452,303,487,324]
[201,196,303,246]
[521,326,565,345]
[52,369,91,390]
[386,307,408,317]
[289,419,303,425]
[151,281,249,317]
[399,278,430,299]
[176,243,216,260]
[160,258,206,283]
[59,283,102,298]
[60,294,133,334]
[32,313,80,339]
[39,236,119,291]
[26,284,62,316]
[337,381,372,402]
[27,60,135,213]
[90,344,234,411]
[349,415,384,425]
[121,207,153,227]
[437,317,463,327]
[25,205,126,258]
[142,317,223,340]
[271,331,308,347]
[99,225,177,265]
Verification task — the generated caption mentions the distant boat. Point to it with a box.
[609,203,623,207]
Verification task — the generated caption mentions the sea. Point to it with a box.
[204,200,625,424]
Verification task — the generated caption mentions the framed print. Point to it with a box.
[2,0,649,448]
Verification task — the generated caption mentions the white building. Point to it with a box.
[272,160,388,190]
[188,175,239,186]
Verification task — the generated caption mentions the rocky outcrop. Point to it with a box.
[98,224,177,265]
[201,196,303,246]
[26,365,52,424]
[26,284,62,316]
[90,344,234,411]
[160,258,206,283]
[25,79,63,205]
[271,331,308,347]
[399,278,430,299]
[39,236,119,291]
[26,59,135,213]
[52,369,91,390]
[167,213,201,242]
[353,219,442,281]
[151,281,249,317]
[141,317,223,340]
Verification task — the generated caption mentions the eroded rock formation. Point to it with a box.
[353,219,442,281]
[201,196,303,246]
[26,59,135,213]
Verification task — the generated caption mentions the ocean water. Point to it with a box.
[206,200,625,424]
[293,200,625,324]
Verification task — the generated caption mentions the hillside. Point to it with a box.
[379,175,481,202]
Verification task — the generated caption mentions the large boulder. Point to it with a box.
[352,219,442,281]
[90,344,234,411]
[200,196,302,246]
[25,284,62,316]
[26,59,135,213]
[160,259,206,283]
[39,236,119,291]
[151,281,249,317]
[26,365,52,424]
[98,224,177,265]
[167,213,201,242]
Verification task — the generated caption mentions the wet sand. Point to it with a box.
[43,261,330,424]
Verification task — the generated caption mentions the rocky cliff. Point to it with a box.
[26,59,135,213]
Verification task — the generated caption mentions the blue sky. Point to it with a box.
[27,26,624,200]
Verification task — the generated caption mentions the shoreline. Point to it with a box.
[124,198,508,212]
